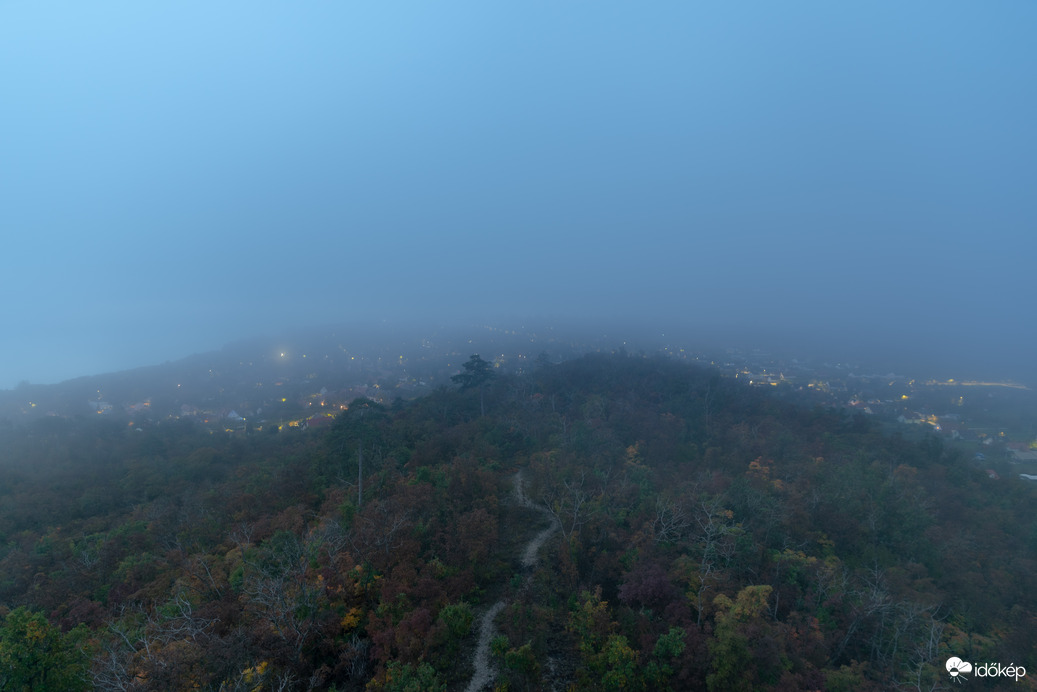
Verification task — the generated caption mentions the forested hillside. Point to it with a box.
[0,353,1033,690]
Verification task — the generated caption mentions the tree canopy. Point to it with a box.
[0,353,1031,690]
[450,354,494,391]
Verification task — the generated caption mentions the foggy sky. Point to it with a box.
[2,2,1036,389]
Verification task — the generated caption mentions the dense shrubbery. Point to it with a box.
[0,353,1033,689]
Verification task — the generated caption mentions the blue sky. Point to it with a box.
[2,2,1036,388]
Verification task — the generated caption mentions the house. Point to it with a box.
[986,469,1000,480]
[305,414,335,429]
[1007,444,1037,463]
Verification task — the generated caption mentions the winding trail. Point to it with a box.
[464,470,558,692]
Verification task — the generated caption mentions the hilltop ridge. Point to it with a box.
[3,323,1034,479]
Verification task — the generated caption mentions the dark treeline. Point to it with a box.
[0,353,1033,690]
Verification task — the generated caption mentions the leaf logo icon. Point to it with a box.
[946,657,973,680]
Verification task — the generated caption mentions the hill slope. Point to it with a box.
[0,353,1033,690]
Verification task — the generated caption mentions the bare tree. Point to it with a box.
[540,471,591,540]
[241,533,326,662]
[685,495,739,627]
[652,497,691,544]
[151,590,219,644]
[91,595,219,692]
[893,611,945,692]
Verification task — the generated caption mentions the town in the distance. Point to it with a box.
[3,322,1036,484]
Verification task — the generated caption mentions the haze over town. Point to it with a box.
[2,2,1035,390]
